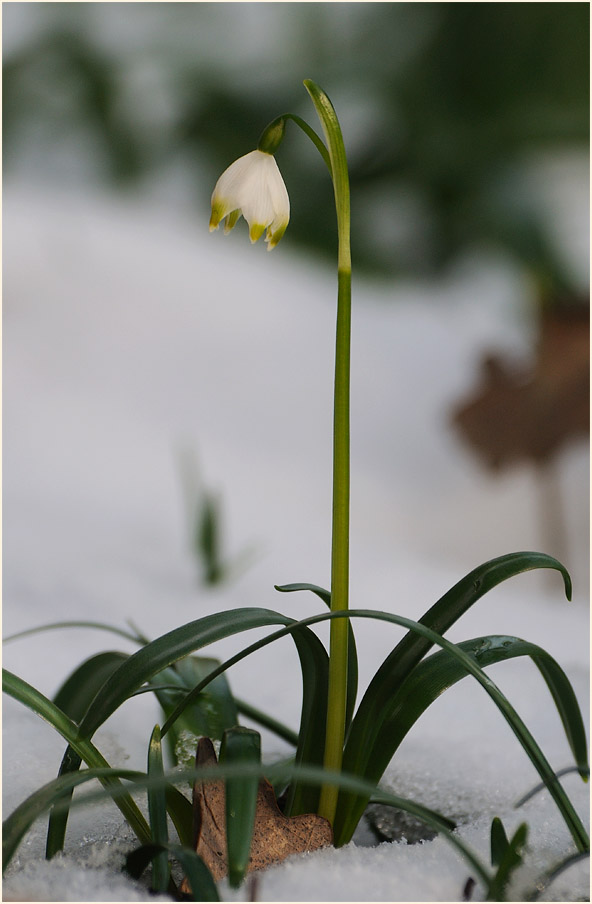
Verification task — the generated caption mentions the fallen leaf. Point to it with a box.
[451,303,589,469]
[180,738,333,893]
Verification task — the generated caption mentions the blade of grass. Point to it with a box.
[152,655,238,762]
[341,553,571,824]
[515,766,590,808]
[234,697,299,747]
[275,582,358,733]
[144,607,587,852]
[491,816,511,867]
[220,728,261,887]
[487,822,528,901]
[335,634,589,842]
[2,668,151,855]
[46,608,328,854]
[3,621,142,645]
[125,842,220,902]
[525,850,590,901]
[147,726,170,893]
[4,760,493,892]
[164,783,193,847]
[2,765,144,871]
[49,651,131,856]
[53,652,129,723]
[156,621,328,817]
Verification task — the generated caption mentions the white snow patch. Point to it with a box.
[3,182,588,901]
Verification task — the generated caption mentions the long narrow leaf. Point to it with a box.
[164,783,193,847]
[4,760,493,892]
[152,655,238,763]
[275,582,359,733]
[135,606,587,852]
[515,767,590,808]
[147,726,169,892]
[335,634,589,842]
[525,850,590,902]
[490,817,511,868]
[47,608,328,854]
[48,651,128,859]
[234,697,299,746]
[2,669,151,856]
[77,609,317,738]
[342,553,571,819]
[3,765,143,871]
[3,621,142,645]
[125,842,220,902]
[220,727,261,887]
[157,624,328,817]
[487,822,528,901]
[47,749,83,858]
[53,652,129,724]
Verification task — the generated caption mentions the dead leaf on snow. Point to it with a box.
[180,737,333,894]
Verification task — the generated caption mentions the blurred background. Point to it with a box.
[3,3,589,674]
[4,2,590,280]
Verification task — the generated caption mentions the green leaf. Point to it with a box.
[2,668,151,868]
[339,553,571,835]
[152,655,239,762]
[53,652,129,723]
[2,764,144,872]
[487,822,528,901]
[490,816,510,867]
[142,604,586,852]
[220,727,261,888]
[275,582,331,607]
[77,609,314,738]
[234,697,299,747]
[46,608,328,855]
[147,726,169,893]
[5,758,491,893]
[46,749,83,859]
[525,850,590,902]
[515,766,590,808]
[88,602,585,854]
[3,620,142,645]
[195,490,225,585]
[335,633,589,843]
[125,843,220,902]
[48,650,129,860]
[154,614,329,818]
[275,582,359,734]
[164,783,193,848]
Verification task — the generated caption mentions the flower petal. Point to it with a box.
[210,150,290,248]
[249,222,266,244]
[224,208,241,235]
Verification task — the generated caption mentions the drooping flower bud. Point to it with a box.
[209,150,290,250]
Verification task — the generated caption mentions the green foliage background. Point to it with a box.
[3,2,589,287]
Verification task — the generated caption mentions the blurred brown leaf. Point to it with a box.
[452,304,589,469]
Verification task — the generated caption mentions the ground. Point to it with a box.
[3,183,589,901]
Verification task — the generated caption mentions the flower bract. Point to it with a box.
[209,150,290,250]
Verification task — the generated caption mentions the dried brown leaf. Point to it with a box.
[180,738,332,893]
[451,305,589,469]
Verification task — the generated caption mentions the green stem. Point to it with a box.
[303,79,352,825]
[258,114,332,174]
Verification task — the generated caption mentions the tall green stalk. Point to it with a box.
[217,78,352,826]
[303,80,352,825]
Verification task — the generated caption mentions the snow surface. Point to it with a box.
[3,182,589,902]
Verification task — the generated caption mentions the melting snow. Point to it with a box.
[3,183,589,901]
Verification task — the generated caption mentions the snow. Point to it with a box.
[3,181,589,902]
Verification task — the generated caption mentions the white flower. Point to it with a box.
[209,150,290,250]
